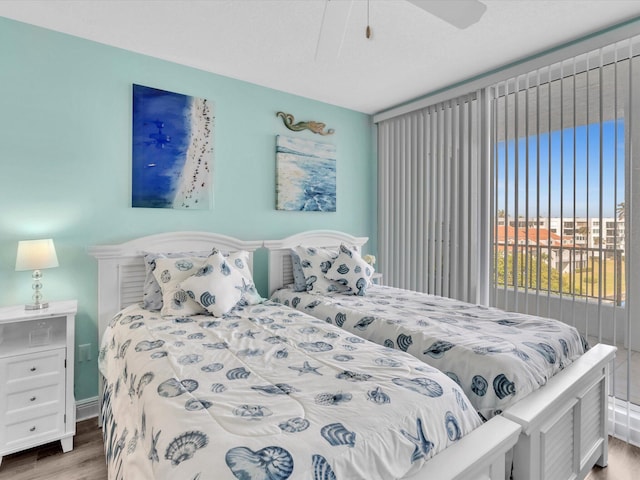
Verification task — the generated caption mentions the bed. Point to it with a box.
[89,231,521,480]
[264,230,617,480]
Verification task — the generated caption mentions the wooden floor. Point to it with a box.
[0,419,107,480]
[586,436,640,480]
[0,418,638,479]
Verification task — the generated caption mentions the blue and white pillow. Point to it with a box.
[153,256,209,316]
[143,251,211,310]
[293,245,351,294]
[179,249,263,317]
[225,250,264,306]
[289,250,308,292]
[325,244,374,296]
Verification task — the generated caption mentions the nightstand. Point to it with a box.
[372,273,383,285]
[0,300,77,466]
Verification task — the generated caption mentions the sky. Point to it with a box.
[495,119,625,219]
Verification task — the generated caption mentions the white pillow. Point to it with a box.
[153,257,208,316]
[142,251,211,310]
[325,244,374,296]
[180,249,264,317]
[293,245,350,294]
[225,250,264,306]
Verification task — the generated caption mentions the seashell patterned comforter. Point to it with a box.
[99,301,483,480]
[270,286,588,420]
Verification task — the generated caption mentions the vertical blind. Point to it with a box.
[491,38,639,443]
[377,92,489,304]
[376,35,639,445]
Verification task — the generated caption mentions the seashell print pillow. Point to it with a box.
[153,256,209,316]
[293,245,351,295]
[289,249,308,292]
[225,250,264,306]
[179,249,263,317]
[143,251,212,311]
[325,244,374,296]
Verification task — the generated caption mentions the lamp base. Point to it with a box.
[25,302,49,311]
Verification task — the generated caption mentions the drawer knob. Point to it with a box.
[30,396,37,402]
[29,426,36,432]
[30,367,37,372]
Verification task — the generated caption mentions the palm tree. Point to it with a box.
[616,201,625,221]
[577,225,589,244]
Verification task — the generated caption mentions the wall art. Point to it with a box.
[132,84,213,209]
[276,111,334,136]
[276,135,336,212]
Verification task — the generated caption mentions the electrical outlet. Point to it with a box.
[78,343,92,362]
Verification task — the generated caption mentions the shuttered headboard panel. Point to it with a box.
[89,231,262,351]
[263,230,368,295]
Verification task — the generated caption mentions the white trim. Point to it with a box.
[374,17,640,123]
[76,396,99,421]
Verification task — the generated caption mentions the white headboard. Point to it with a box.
[88,231,262,350]
[263,230,368,295]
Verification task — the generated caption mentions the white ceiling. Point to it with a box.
[2,0,640,114]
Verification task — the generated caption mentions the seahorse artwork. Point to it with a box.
[276,111,335,136]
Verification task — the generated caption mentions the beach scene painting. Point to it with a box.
[132,84,213,209]
[276,135,336,211]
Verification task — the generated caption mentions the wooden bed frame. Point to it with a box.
[264,229,617,480]
[89,231,521,480]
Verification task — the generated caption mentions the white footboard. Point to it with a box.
[406,416,522,480]
[503,344,616,480]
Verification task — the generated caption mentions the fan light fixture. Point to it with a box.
[15,238,59,310]
[406,0,487,30]
[317,0,486,60]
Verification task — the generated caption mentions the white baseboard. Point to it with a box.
[76,396,100,421]
[609,397,640,448]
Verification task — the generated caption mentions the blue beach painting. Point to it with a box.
[276,135,336,211]
[132,84,213,209]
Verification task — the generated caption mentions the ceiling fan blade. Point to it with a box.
[315,0,354,62]
[407,0,487,29]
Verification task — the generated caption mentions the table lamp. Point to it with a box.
[15,238,59,310]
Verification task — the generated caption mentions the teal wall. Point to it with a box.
[0,18,376,402]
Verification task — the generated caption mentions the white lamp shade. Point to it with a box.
[15,239,59,271]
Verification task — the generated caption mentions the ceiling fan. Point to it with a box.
[406,0,487,29]
[315,0,487,61]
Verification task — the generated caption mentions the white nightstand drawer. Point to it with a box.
[6,383,62,414]
[4,412,62,448]
[0,300,76,459]
[2,348,65,382]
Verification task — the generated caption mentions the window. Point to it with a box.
[376,31,640,441]
[491,41,639,414]
[493,65,626,308]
